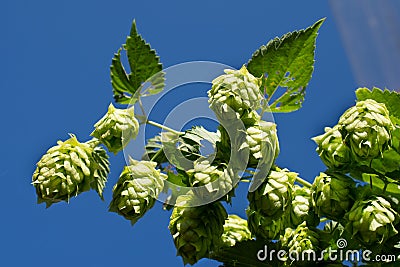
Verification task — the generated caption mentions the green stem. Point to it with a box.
[146,120,183,135]
[296,176,313,188]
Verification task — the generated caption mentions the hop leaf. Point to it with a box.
[91,103,139,154]
[208,65,262,114]
[346,195,399,245]
[169,200,227,265]
[338,99,395,160]
[248,168,296,219]
[32,134,109,207]
[109,159,165,225]
[312,125,351,169]
[221,214,252,247]
[311,172,355,220]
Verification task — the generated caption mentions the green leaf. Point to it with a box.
[355,87,400,124]
[111,20,163,104]
[91,146,110,200]
[247,18,325,113]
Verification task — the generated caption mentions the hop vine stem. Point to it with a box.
[146,120,183,135]
[295,176,313,188]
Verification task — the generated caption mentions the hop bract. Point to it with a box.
[248,168,296,219]
[109,159,165,225]
[169,200,227,265]
[311,172,354,220]
[346,196,399,244]
[187,159,224,187]
[312,126,351,169]
[32,134,109,207]
[91,103,139,154]
[338,99,394,160]
[221,214,252,247]
[208,65,262,113]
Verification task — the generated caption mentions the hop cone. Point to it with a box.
[346,196,399,244]
[109,159,165,225]
[208,65,262,113]
[289,185,318,227]
[32,134,109,207]
[312,125,351,169]
[280,222,320,255]
[245,120,280,167]
[221,214,252,247]
[338,99,394,160]
[91,103,139,154]
[169,200,227,265]
[311,172,354,220]
[187,159,224,187]
[247,208,285,240]
[248,168,296,219]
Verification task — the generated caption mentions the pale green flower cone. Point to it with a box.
[169,201,227,265]
[246,208,286,240]
[32,134,109,207]
[312,125,351,169]
[289,185,318,227]
[208,65,262,114]
[346,196,399,245]
[91,103,139,154]
[221,214,252,247]
[109,159,165,225]
[280,222,320,256]
[247,168,296,219]
[338,99,394,160]
[244,120,280,168]
[311,172,354,220]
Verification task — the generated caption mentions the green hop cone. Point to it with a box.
[246,208,285,240]
[311,172,354,220]
[187,159,224,187]
[289,185,318,227]
[338,99,394,160]
[32,134,109,207]
[169,200,227,265]
[280,222,320,256]
[208,65,262,113]
[109,159,165,225]
[245,120,280,168]
[346,195,399,245]
[312,125,351,169]
[91,103,140,154]
[221,214,252,247]
[247,168,296,219]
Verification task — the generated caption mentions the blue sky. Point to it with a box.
[1,1,365,266]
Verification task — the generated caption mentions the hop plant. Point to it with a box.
[346,195,399,245]
[32,134,109,207]
[288,185,317,227]
[280,222,320,256]
[221,214,252,247]
[312,125,351,169]
[208,65,262,114]
[245,120,280,167]
[338,99,394,160]
[91,103,140,154]
[247,168,296,219]
[169,199,227,265]
[246,208,285,240]
[109,159,166,225]
[311,172,354,220]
